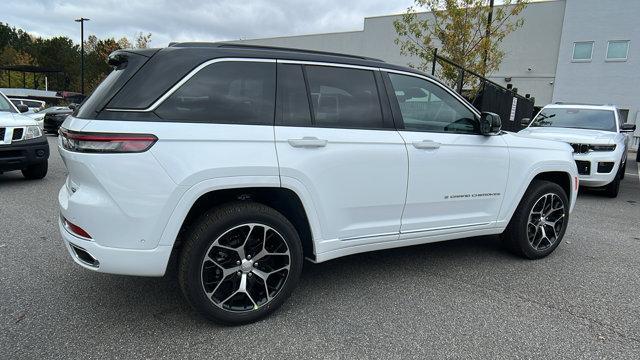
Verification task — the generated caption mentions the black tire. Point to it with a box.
[178,201,303,325]
[603,173,620,198]
[21,161,48,180]
[503,180,569,259]
[619,159,626,180]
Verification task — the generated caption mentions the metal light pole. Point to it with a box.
[482,0,494,76]
[75,17,90,95]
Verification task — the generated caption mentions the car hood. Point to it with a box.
[518,127,616,145]
[0,111,39,127]
[26,112,46,120]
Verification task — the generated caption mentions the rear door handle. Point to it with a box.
[288,137,328,148]
[412,140,441,149]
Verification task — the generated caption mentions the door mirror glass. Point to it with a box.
[480,112,501,135]
[521,117,531,127]
[16,104,29,113]
[620,123,636,132]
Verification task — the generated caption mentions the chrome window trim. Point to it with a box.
[277,59,380,71]
[382,68,482,118]
[105,58,276,113]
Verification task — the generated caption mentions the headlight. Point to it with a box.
[24,126,43,140]
[590,144,616,152]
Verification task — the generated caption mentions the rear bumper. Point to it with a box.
[59,217,173,276]
[0,136,49,172]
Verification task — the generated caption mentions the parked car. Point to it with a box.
[57,44,578,325]
[520,103,635,197]
[26,106,72,129]
[43,106,73,135]
[9,98,46,113]
[0,91,49,179]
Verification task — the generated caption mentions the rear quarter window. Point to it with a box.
[76,50,152,119]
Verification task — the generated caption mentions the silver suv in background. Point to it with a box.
[520,103,635,197]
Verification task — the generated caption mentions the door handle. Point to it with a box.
[412,140,441,149]
[288,137,328,148]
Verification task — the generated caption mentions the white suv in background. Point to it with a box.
[58,44,578,324]
[520,103,635,197]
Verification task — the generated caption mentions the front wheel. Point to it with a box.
[603,170,621,198]
[21,161,48,180]
[178,202,303,325]
[503,180,569,259]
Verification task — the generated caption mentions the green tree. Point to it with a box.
[117,37,132,49]
[0,22,153,93]
[134,32,152,49]
[394,0,528,90]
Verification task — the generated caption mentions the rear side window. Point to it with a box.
[305,65,383,129]
[156,61,276,125]
[277,64,312,126]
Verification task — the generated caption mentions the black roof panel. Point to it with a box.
[106,43,429,110]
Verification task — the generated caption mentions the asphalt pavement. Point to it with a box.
[1,137,639,359]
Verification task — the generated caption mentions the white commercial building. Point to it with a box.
[236,0,639,130]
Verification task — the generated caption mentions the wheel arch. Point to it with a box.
[532,171,572,201]
[167,186,317,263]
[499,166,576,229]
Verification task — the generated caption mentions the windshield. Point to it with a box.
[530,108,616,132]
[0,94,17,113]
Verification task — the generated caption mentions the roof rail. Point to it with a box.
[168,42,385,62]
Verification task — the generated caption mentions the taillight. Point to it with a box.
[63,217,92,239]
[59,128,157,153]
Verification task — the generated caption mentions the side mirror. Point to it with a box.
[521,117,531,127]
[16,104,29,113]
[480,112,502,135]
[620,123,636,132]
[68,103,78,110]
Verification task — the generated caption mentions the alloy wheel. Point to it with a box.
[527,193,566,251]
[200,223,291,312]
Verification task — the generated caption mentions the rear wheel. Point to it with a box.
[503,180,569,259]
[178,202,303,325]
[21,161,48,180]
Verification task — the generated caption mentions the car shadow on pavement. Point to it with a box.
[74,234,511,328]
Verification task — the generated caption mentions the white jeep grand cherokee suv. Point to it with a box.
[58,44,578,324]
[520,103,636,197]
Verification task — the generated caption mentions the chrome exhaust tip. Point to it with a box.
[69,243,100,268]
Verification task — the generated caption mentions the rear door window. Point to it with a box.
[155,61,276,125]
[276,64,312,127]
[304,65,384,129]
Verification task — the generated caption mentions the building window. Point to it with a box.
[606,40,630,61]
[572,41,594,62]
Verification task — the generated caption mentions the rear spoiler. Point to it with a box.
[107,49,160,68]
